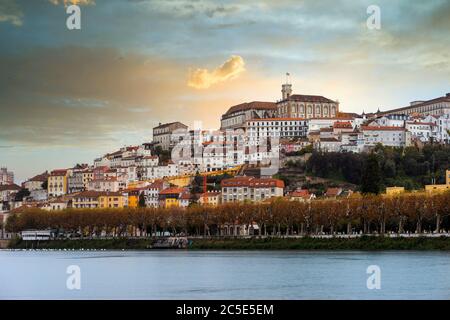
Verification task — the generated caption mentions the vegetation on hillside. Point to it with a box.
[305,144,450,192]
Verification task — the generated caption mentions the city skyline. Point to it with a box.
[1,0,450,182]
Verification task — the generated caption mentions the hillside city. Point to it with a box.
[1,81,450,229]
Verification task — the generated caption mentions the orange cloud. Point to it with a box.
[188,55,245,89]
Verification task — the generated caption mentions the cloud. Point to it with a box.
[0,0,23,26]
[188,55,246,89]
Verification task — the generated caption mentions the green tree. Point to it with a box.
[138,193,146,208]
[361,153,383,195]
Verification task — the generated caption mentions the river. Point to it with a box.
[1,250,449,299]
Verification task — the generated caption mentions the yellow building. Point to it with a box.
[425,170,450,193]
[126,189,141,208]
[82,170,94,189]
[385,186,405,196]
[198,192,221,206]
[48,169,68,197]
[159,187,185,208]
[72,191,125,209]
[99,192,125,208]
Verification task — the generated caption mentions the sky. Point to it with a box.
[1,0,449,182]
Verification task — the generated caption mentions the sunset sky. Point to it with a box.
[1,0,450,182]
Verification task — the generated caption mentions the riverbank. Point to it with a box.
[7,236,450,250]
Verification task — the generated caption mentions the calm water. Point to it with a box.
[1,250,450,300]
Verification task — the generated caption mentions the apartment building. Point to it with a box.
[221,176,284,203]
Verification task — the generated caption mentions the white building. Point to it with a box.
[246,118,309,145]
[381,93,450,117]
[221,176,284,203]
[361,126,412,148]
[87,178,120,192]
[153,122,188,151]
[405,120,434,143]
[368,114,409,127]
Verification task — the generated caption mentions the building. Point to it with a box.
[0,184,21,202]
[220,101,277,130]
[87,178,120,192]
[361,126,412,148]
[159,187,188,208]
[221,176,284,203]
[245,118,309,145]
[0,167,14,185]
[385,186,405,196]
[368,114,409,127]
[153,122,188,151]
[380,93,450,117]
[289,189,316,202]
[143,180,169,208]
[276,82,339,119]
[198,191,221,206]
[23,171,49,191]
[47,169,68,197]
[324,187,343,198]
[72,191,125,209]
[405,120,435,143]
[425,169,450,193]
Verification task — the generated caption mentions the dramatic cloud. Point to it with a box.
[188,55,246,89]
[0,0,23,26]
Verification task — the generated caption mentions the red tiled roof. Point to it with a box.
[50,169,67,176]
[247,117,306,122]
[325,188,342,197]
[290,189,312,199]
[361,126,406,131]
[224,101,277,116]
[159,187,186,195]
[28,172,49,182]
[333,121,353,128]
[73,191,123,198]
[281,94,337,104]
[0,184,21,192]
[221,176,284,189]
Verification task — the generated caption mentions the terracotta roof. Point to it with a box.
[28,172,49,182]
[280,94,337,104]
[159,187,186,195]
[180,191,192,200]
[73,191,123,198]
[221,176,284,189]
[50,169,67,176]
[247,117,306,122]
[290,189,312,199]
[0,184,21,191]
[153,122,188,130]
[333,121,353,128]
[361,126,406,131]
[325,188,342,197]
[381,94,450,115]
[223,101,277,116]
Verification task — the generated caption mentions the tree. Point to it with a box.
[361,153,383,194]
[138,193,146,208]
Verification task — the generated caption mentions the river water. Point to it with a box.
[1,250,449,299]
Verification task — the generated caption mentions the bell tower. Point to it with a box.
[281,73,292,100]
